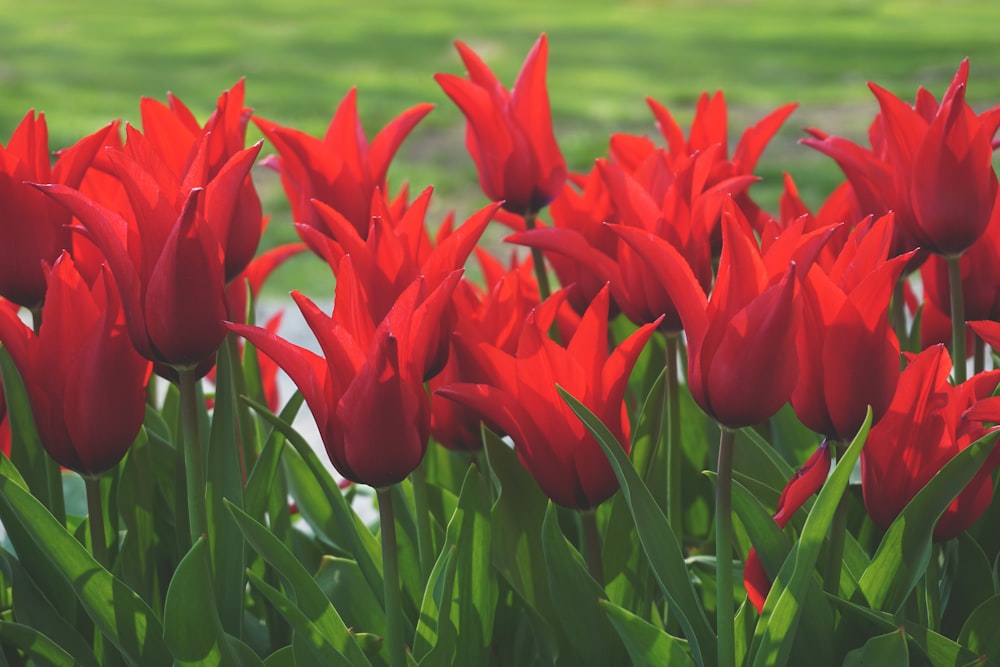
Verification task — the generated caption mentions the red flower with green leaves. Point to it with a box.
[436,33,566,216]
[436,285,659,510]
[0,253,150,476]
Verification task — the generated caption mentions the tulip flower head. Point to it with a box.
[0,254,150,476]
[436,34,567,216]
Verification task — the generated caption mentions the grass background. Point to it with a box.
[3,0,999,296]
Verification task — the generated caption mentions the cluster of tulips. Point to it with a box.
[0,32,999,667]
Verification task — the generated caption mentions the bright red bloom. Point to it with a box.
[255,88,433,244]
[612,199,818,429]
[792,214,913,440]
[35,126,261,369]
[0,254,150,476]
[744,442,832,613]
[229,258,461,488]
[140,79,268,280]
[804,60,1000,258]
[436,285,659,510]
[435,34,567,216]
[0,112,117,308]
[861,344,1000,541]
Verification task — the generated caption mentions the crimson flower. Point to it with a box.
[255,87,433,243]
[436,285,659,510]
[35,125,262,369]
[229,258,461,488]
[0,253,150,476]
[791,214,913,440]
[612,199,821,429]
[861,344,1000,541]
[743,442,832,613]
[435,33,567,216]
[0,112,117,309]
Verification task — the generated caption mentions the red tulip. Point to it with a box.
[34,126,261,369]
[861,344,1000,541]
[0,253,150,476]
[791,214,913,440]
[436,33,567,216]
[0,112,117,308]
[744,441,832,613]
[229,258,461,488]
[436,285,659,510]
[612,199,816,429]
[255,88,433,243]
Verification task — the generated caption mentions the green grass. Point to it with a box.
[3,0,1000,295]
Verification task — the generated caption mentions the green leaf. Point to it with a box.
[748,408,872,667]
[958,594,1000,664]
[163,537,241,665]
[412,545,458,666]
[226,500,372,666]
[116,429,160,610]
[0,347,52,510]
[0,472,170,667]
[841,628,909,666]
[600,599,696,667]
[0,621,77,667]
[941,533,995,639]
[315,557,386,643]
[559,387,717,667]
[244,393,301,521]
[206,338,248,636]
[858,429,1000,612]
[541,502,623,667]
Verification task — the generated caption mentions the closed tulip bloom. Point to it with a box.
[861,344,1000,541]
[436,285,660,510]
[0,254,150,476]
[436,34,567,216]
[229,258,461,488]
[0,112,117,309]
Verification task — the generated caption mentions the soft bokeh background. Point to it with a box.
[4,0,999,299]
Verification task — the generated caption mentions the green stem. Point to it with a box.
[716,426,736,667]
[890,278,907,349]
[974,335,985,375]
[178,367,208,545]
[524,212,552,301]
[85,475,108,570]
[823,440,849,596]
[580,509,604,587]
[377,487,407,667]
[946,255,967,383]
[226,334,258,479]
[665,334,683,539]
[410,456,435,580]
[918,544,942,632]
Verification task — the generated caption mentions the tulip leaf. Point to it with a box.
[206,337,248,636]
[748,408,871,667]
[0,347,54,512]
[858,429,1000,613]
[599,599,696,667]
[841,627,909,667]
[245,395,384,598]
[558,386,717,667]
[116,428,160,610]
[0,471,170,666]
[163,537,242,665]
[0,621,77,667]
[940,533,994,639]
[541,502,624,667]
[411,543,458,666]
[958,594,1000,663]
[315,557,387,644]
[263,646,295,666]
[226,500,372,666]
[244,392,302,521]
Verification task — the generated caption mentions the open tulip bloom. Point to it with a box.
[5,39,1000,667]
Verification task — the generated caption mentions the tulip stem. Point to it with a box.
[178,367,208,545]
[946,255,967,383]
[974,335,985,375]
[410,456,435,580]
[716,426,736,667]
[665,334,683,538]
[85,475,108,570]
[524,212,553,301]
[377,487,408,667]
[823,440,849,596]
[581,509,604,587]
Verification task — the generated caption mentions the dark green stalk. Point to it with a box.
[665,334,683,538]
[178,367,208,544]
[85,475,108,570]
[377,487,408,667]
[410,456,435,580]
[524,211,552,301]
[580,509,604,587]
[716,426,736,667]
[974,335,985,375]
[823,440,849,596]
[946,255,967,383]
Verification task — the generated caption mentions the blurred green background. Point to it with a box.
[3,0,998,295]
